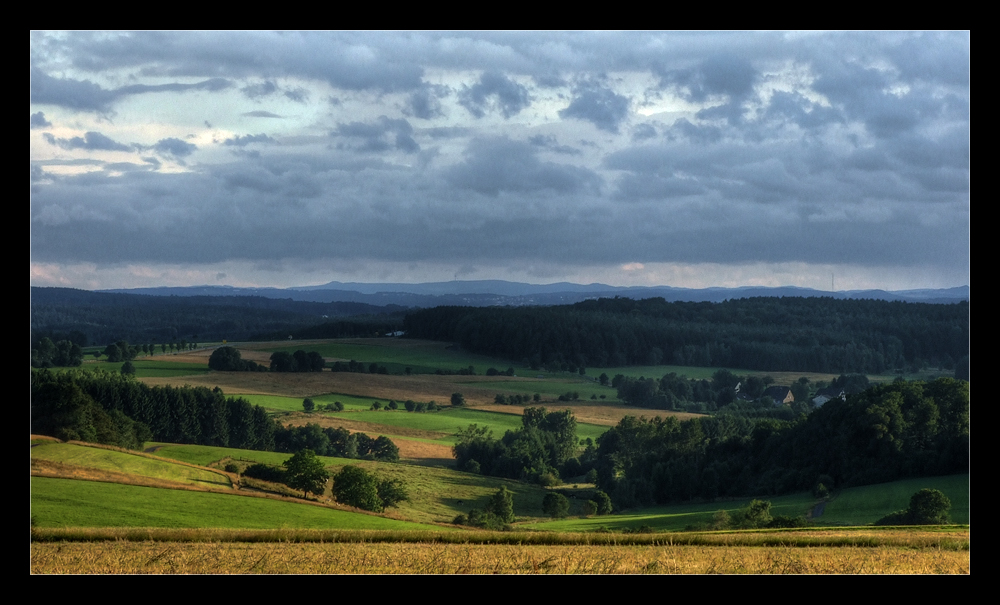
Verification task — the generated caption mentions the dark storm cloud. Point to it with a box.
[445,137,601,196]
[30,112,52,128]
[334,117,419,153]
[43,131,132,152]
[458,71,531,119]
[223,133,276,147]
[559,85,631,133]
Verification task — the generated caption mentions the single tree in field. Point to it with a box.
[332,465,383,512]
[451,393,466,407]
[485,486,515,523]
[283,449,330,498]
[908,488,952,524]
[302,398,315,412]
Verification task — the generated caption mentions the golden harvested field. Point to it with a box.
[30,540,969,574]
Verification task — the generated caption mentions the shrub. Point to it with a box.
[877,488,952,525]
[542,492,570,518]
[592,490,613,515]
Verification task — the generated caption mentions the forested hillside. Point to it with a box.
[403,297,970,375]
[30,287,406,345]
[594,378,969,507]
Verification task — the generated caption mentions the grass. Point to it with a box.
[525,491,820,533]
[817,474,969,525]
[146,443,354,468]
[30,442,231,489]
[68,358,210,377]
[260,339,506,374]
[30,477,438,531]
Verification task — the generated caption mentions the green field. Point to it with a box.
[524,474,970,532]
[265,340,505,374]
[147,443,354,468]
[524,491,818,533]
[817,474,969,525]
[30,477,436,530]
[69,359,210,377]
[31,443,231,489]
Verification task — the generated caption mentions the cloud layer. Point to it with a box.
[30,31,969,290]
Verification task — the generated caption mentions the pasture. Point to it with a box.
[30,477,435,531]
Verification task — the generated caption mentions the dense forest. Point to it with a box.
[403,297,970,374]
[593,378,969,508]
[450,378,968,508]
[30,287,406,345]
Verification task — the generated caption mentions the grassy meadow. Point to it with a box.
[31,477,435,531]
[31,337,969,574]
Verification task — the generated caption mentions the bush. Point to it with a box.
[732,499,772,529]
[302,398,315,412]
[243,463,287,484]
[908,488,952,524]
[592,490,613,515]
[877,488,952,525]
[542,492,570,518]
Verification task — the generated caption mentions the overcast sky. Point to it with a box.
[30,31,969,292]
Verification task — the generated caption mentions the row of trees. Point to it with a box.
[273,423,399,462]
[31,369,274,451]
[269,350,325,372]
[253,451,409,514]
[31,369,400,465]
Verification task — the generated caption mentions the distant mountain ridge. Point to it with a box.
[99,281,970,307]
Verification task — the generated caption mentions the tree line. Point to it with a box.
[30,369,400,464]
[402,297,969,375]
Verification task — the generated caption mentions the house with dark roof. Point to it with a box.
[762,385,794,406]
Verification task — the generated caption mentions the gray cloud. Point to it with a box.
[458,71,531,119]
[30,112,52,128]
[446,137,601,196]
[404,84,447,120]
[243,111,283,118]
[223,133,276,147]
[43,131,132,152]
[152,138,197,157]
[559,85,630,133]
[335,116,419,154]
